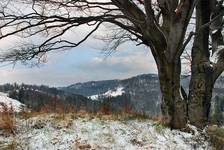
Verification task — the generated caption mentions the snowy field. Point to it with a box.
[0,114,211,150]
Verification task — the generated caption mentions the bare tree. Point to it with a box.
[0,0,223,129]
[188,0,224,128]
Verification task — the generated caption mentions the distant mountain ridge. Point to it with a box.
[1,73,224,123]
[62,73,224,97]
[61,74,162,116]
[61,79,120,96]
[61,73,224,118]
[61,74,159,96]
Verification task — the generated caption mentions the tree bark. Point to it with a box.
[188,0,213,128]
[188,65,214,128]
[158,60,187,129]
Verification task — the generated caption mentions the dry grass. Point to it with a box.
[19,100,77,119]
[208,125,224,150]
[151,114,163,123]
[73,137,92,150]
[0,103,16,134]
[93,102,150,121]
[18,100,152,126]
[99,103,111,115]
[0,139,18,150]
[19,105,150,123]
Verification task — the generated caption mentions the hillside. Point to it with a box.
[0,114,211,150]
[61,74,162,116]
[1,74,224,123]
[61,74,224,120]
[0,92,24,112]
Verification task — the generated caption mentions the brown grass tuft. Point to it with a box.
[73,137,92,150]
[19,99,151,123]
[0,102,16,134]
[99,103,111,115]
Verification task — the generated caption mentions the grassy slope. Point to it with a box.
[0,112,211,150]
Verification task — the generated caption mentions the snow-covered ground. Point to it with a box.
[0,92,24,112]
[0,114,211,150]
[89,86,125,100]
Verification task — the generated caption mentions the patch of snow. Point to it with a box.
[212,29,218,34]
[89,86,125,100]
[0,115,212,150]
[88,94,99,100]
[209,63,213,67]
[179,88,184,100]
[0,92,24,112]
[210,45,224,63]
[104,87,125,97]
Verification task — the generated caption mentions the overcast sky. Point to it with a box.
[0,1,195,87]
[0,35,157,87]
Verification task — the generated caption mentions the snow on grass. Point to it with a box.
[0,114,212,150]
[0,92,24,112]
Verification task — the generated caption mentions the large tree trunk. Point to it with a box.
[188,0,213,128]
[188,66,214,128]
[158,60,187,129]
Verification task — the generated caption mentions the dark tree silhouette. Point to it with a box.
[0,0,223,129]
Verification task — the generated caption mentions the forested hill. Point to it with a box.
[61,73,224,123]
[0,74,224,124]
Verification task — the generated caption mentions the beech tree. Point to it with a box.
[0,0,223,129]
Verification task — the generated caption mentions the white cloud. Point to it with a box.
[0,23,158,87]
[0,45,158,86]
[72,45,158,81]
